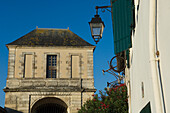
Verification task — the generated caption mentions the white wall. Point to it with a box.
[129,0,156,112]
[157,0,170,112]
[128,0,170,112]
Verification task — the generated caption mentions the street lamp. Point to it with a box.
[89,14,105,44]
[89,5,127,86]
[89,6,111,44]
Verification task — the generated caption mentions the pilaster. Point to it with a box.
[7,47,16,78]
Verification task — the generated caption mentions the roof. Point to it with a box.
[6,28,94,47]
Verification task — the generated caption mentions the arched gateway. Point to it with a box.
[31,97,67,113]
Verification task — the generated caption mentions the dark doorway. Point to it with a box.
[35,103,67,113]
[31,97,67,113]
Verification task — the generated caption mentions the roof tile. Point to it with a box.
[7,29,94,47]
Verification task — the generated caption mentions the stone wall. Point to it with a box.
[5,91,87,113]
[6,78,94,90]
[7,47,16,78]
[5,46,95,113]
[10,46,94,79]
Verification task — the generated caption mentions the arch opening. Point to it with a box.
[31,97,67,113]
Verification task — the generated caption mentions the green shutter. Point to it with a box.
[140,102,151,113]
[111,0,134,54]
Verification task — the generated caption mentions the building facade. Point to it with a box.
[4,28,96,113]
[111,0,170,112]
[126,0,170,112]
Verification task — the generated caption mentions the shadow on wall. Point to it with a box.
[5,108,23,113]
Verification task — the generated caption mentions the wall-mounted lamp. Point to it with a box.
[89,6,111,44]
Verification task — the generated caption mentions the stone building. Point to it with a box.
[3,28,96,113]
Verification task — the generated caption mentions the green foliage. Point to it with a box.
[78,84,128,113]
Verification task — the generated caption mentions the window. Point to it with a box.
[71,55,80,78]
[24,54,33,78]
[46,55,57,78]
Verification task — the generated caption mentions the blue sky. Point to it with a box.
[0,0,115,107]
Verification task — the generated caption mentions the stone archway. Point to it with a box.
[31,97,68,113]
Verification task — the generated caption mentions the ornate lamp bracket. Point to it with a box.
[95,6,112,15]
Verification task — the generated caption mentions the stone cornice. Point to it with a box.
[6,78,94,80]
[3,87,96,93]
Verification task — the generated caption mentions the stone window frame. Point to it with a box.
[44,52,60,78]
[68,53,83,78]
[21,52,35,78]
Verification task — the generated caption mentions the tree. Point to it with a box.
[78,83,128,113]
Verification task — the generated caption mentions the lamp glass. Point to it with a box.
[90,23,104,39]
